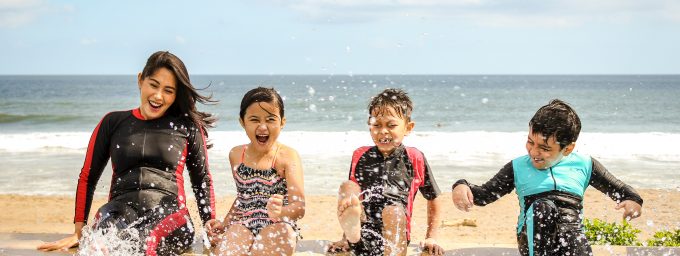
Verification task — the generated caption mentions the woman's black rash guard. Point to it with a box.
[74,109,215,225]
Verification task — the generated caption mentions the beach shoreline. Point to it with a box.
[1,189,678,252]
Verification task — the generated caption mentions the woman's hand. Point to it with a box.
[37,222,84,251]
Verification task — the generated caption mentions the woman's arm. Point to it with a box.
[186,126,216,224]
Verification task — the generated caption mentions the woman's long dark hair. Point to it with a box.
[141,51,217,144]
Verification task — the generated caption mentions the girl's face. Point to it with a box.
[525,129,574,169]
[137,68,177,120]
[368,106,414,157]
[240,101,286,152]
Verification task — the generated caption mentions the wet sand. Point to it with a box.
[1,189,678,255]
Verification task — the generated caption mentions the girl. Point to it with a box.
[38,51,217,255]
[206,87,305,256]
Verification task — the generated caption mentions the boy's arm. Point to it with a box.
[426,196,442,239]
[589,157,643,205]
[452,161,515,206]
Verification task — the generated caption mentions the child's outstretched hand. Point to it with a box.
[267,194,285,220]
[204,219,225,245]
[420,238,444,255]
[452,185,474,212]
[616,200,642,221]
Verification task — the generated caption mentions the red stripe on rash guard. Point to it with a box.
[144,208,189,256]
[175,146,187,208]
[132,108,146,120]
[199,128,216,219]
[74,114,107,223]
[349,146,372,183]
[404,147,425,241]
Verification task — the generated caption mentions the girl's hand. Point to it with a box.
[266,194,285,220]
[205,219,224,238]
[616,200,642,221]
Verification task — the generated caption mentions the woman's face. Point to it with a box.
[137,67,177,120]
[240,101,285,152]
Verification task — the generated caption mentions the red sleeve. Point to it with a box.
[74,113,113,223]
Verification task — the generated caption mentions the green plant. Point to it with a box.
[584,218,641,246]
[646,229,680,247]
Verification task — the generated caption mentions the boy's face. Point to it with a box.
[368,106,414,157]
[525,129,575,169]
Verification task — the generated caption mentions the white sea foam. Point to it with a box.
[1,130,679,194]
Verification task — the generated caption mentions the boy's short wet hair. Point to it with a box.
[529,99,581,149]
[368,88,413,122]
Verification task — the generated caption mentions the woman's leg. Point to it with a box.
[211,224,255,256]
[252,223,297,256]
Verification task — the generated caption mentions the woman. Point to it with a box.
[38,51,217,255]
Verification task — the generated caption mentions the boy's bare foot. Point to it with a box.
[338,195,362,243]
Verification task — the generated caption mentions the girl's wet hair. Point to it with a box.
[239,87,284,120]
[529,99,581,149]
[368,88,413,122]
[141,51,217,143]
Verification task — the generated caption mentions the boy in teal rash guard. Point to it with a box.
[451,99,643,256]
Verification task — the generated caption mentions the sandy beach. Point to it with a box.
[0,189,678,255]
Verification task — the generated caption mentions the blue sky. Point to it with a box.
[1,0,679,75]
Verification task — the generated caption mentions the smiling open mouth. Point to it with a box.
[256,134,269,143]
[149,100,162,110]
[379,138,392,144]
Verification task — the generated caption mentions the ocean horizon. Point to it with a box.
[1,75,679,195]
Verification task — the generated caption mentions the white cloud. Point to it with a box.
[80,38,97,45]
[176,35,186,44]
[265,0,680,27]
[0,0,45,28]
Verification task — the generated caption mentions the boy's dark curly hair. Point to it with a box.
[529,99,581,149]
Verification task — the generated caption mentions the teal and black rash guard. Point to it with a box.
[454,152,643,256]
[74,108,215,255]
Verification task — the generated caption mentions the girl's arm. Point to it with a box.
[274,146,306,221]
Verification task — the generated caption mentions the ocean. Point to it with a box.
[1,75,679,196]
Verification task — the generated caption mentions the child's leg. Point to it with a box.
[211,224,254,256]
[337,180,362,243]
[555,222,593,255]
[252,223,297,256]
[518,199,558,256]
[382,205,408,256]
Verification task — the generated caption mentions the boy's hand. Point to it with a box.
[267,194,285,220]
[420,238,444,255]
[616,200,642,221]
[452,184,474,212]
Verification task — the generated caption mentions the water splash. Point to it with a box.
[77,224,143,256]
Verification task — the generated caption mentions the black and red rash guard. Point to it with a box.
[74,108,215,225]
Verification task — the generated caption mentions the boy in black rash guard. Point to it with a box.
[38,51,217,256]
[331,88,444,256]
[451,99,643,256]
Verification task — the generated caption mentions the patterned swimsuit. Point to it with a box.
[231,146,294,236]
